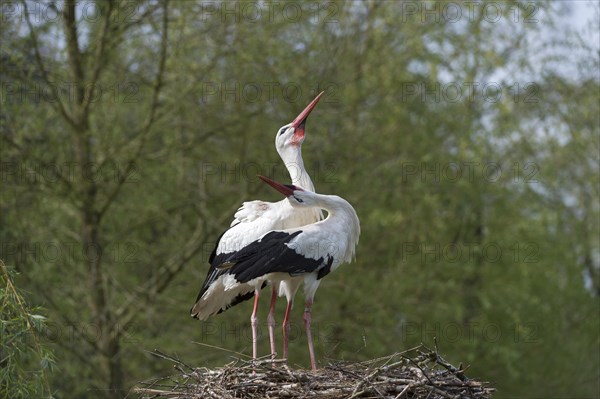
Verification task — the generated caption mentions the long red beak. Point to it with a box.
[289,91,324,144]
[291,91,324,129]
[258,175,296,197]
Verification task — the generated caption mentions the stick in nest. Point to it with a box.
[133,344,495,399]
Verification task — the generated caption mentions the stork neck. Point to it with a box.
[313,195,347,219]
[315,194,359,234]
[311,194,360,250]
[283,148,315,192]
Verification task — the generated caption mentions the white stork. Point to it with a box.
[191,93,324,361]
[206,175,360,371]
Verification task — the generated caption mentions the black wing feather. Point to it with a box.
[226,231,332,283]
[193,251,233,305]
[192,230,333,316]
[192,229,235,306]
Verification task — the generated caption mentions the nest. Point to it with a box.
[134,344,494,399]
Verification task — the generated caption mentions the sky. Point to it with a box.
[568,0,599,46]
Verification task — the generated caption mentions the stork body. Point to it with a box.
[202,176,360,370]
[191,93,324,361]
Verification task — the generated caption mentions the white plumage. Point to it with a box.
[209,175,361,371]
[191,92,324,361]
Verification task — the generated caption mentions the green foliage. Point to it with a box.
[0,1,598,398]
[0,261,55,399]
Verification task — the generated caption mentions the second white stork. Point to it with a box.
[191,93,324,361]
[205,175,360,371]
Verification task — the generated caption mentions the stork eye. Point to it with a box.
[278,127,286,135]
[293,196,303,203]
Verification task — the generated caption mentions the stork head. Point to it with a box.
[275,91,324,156]
[258,175,317,208]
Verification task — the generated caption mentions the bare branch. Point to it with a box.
[112,187,244,330]
[115,217,208,329]
[82,0,116,117]
[63,0,85,109]
[19,0,76,128]
[97,0,170,221]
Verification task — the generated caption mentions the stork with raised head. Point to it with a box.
[190,93,324,362]
[204,175,360,371]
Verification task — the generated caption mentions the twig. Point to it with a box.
[190,341,251,359]
[147,349,195,372]
[133,346,495,399]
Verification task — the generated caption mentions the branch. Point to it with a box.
[0,261,52,394]
[82,0,115,117]
[97,0,170,221]
[19,263,103,355]
[1,129,75,193]
[63,0,85,109]
[19,0,76,128]
[113,187,243,330]
[431,339,467,382]
[114,219,208,329]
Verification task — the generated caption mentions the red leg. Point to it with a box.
[303,299,317,371]
[282,299,293,361]
[267,286,278,364]
[250,290,260,361]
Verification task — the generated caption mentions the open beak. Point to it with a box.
[289,91,324,144]
[258,175,296,197]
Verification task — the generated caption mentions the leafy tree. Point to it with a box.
[1,260,55,399]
